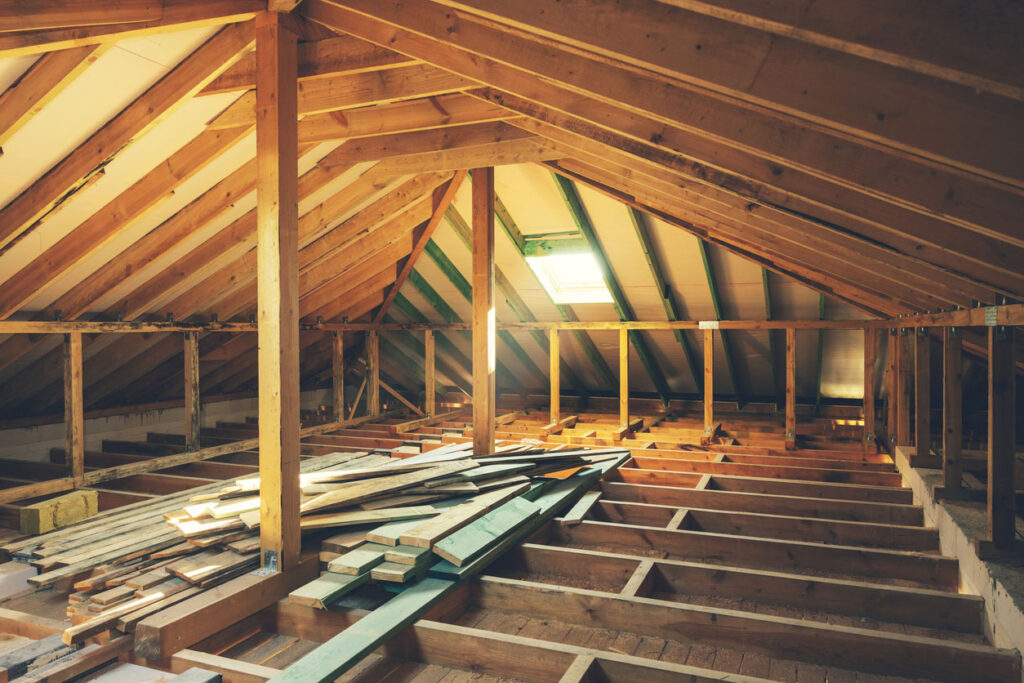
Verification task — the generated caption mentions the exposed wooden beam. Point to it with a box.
[256,10,300,571]
[0,44,105,146]
[553,173,671,405]
[472,167,496,454]
[208,63,472,128]
[0,0,162,32]
[421,240,543,388]
[332,332,344,420]
[366,331,380,416]
[814,294,826,414]
[619,328,628,427]
[863,329,876,450]
[914,328,932,459]
[703,328,713,438]
[629,207,701,393]
[201,34,415,95]
[785,328,796,450]
[987,325,1016,549]
[696,240,743,408]
[896,329,912,447]
[375,170,467,323]
[184,331,200,452]
[0,21,255,252]
[942,327,963,493]
[762,269,782,409]
[320,121,532,165]
[424,330,436,415]
[885,330,898,446]
[422,0,1023,186]
[306,0,1024,292]
[549,329,559,425]
[63,332,84,484]
[444,200,588,392]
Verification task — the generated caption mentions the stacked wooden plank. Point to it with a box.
[286,445,629,610]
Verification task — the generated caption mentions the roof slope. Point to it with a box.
[0,0,1019,418]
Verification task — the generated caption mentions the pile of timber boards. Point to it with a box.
[275,451,631,683]
[0,442,625,655]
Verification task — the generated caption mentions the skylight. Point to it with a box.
[526,251,613,304]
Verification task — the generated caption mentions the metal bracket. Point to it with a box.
[254,550,279,575]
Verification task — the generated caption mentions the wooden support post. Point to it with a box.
[886,329,897,445]
[366,331,380,417]
[63,332,84,484]
[914,328,931,459]
[703,327,713,438]
[987,325,1016,550]
[785,328,796,450]
[942,327,962,493]
[256,10,299,571]
[897,329,912,447]
[472,167,495,456]
[863,329,876,451]
[184,331,200,452]
[619,327,628,427]
[331,331,344,420]
[549,329,559,425]
[424,329,435,416]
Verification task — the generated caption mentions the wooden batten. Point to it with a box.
[472,167,496,456]
[255,10,300,571]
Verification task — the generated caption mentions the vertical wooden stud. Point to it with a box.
[63,332,84,484]
[331,331,344,420]
[472,167,495,456]
[897,329,912,446]
[184,331,200,452]
[942,327,962,492]
[914,328,931,459]
[367,330,380,417]
[424,329,435,416]
[987,325,1016,549]
[549,328,559,425]
[703,328,714,437]
[886,329,898,445]
[785,328,796,450]
[619,327,629,426]
[256,10,299,571]
[863,329,876,451]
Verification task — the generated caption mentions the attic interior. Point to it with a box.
[0,1,1021,681]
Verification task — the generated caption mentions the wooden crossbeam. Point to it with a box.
[0,0,162,32]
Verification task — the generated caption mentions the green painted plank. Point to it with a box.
[268,577,458,683]
[629,207,701,392]
[553,173,671,405]
[383,545,431,566]
[697,239,744,409]
[431,497,540,567]
[328,543,389,575]
[288,571,369,610]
